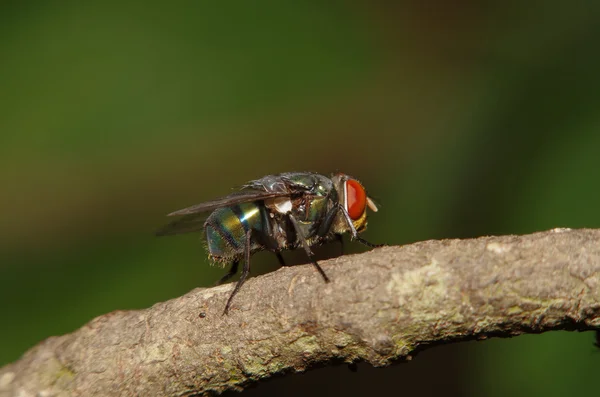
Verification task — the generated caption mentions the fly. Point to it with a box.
[156,172,381,314]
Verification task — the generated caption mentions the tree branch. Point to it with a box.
[2,228,600,396]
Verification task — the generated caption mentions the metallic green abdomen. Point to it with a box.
[204,202,264,260]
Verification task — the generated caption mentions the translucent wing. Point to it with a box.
[166,190,285,216]
[155,213,207,236]
[155,189,290,236]
[156,173,323,236]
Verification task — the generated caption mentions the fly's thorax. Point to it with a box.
[262,192,332,250]
[282,172,334,196]
[265,194,329,220]
[292,194,329,224]
[248,172,334,198]
[261,199,293,250]
[266,196,293,214]
[203,202,265,260]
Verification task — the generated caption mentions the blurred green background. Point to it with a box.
[1,1,599,396]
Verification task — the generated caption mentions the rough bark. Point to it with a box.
[2,228,600,396]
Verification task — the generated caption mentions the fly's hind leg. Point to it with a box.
[223,230,252,315]
[216,260,239,285]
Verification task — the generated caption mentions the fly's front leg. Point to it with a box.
[275,252,286,266]
[317,204,340,237]
[223,230,252,314]
[318,200,382,251]
[316,203,345,254]
[355,236,384,248]
[338,204,385,248]
[287,214,330,283]
[336,234,344,255]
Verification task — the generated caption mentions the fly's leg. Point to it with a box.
[261,207,286,267]
[317,205,340,237]
[355,236,385,248]
[288,214,330,283]
[223,230,252,315]
[336,234,344,255]
[337,203,385,248]
[317,206,345,255]
[320,202,384,249]
[216,260,239,285]
[275,252,286,266]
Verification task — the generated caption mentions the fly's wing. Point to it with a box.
[155,189,285,236]
[155,213,207,236]
[243,173,318,196]
[166,190,284,216]
[157,174,320,236]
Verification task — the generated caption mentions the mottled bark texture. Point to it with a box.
[2,228,600,396]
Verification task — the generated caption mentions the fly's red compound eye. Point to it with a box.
[346,179,367,220]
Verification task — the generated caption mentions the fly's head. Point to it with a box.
[331,173,378,234]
